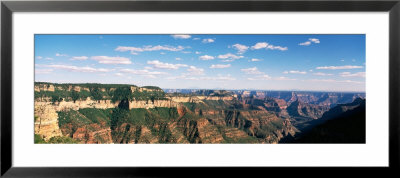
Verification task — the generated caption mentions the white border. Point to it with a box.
[13,12,389,167]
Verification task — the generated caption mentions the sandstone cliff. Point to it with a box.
[34,104,63,140]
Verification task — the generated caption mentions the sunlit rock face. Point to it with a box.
[34,104,63,140]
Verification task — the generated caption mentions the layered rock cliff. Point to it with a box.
[34,104,63,141]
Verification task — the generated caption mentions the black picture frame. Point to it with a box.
[1,0,399,177]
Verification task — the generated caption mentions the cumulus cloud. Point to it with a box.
[309,38,320,43]
[339,72,366,78]
[251,42,287,51]
[147,60,188,70]
[36,56,53,60]
[171,35,191,39]
[283,70,307,74]
[275,76,296,81]
[299,38,320,46]
[248,75,271,81]
[299,41,311,46]
[232,44,249,54]
[115,73,124,77]
[210,64,231,69]
[167,74,235,81]
[70,56,88,60]
[202,38,215,43]
[55,53,68,57]
[194,75,236,81]
[251,42,268,49]
[187,66,204,75]
[91,56,132,64]
[40,64,112,73]
[119,68,166,75]
[195,51,201,54]
[218,53,244,62]
[35,69,53,74]
[307,79,364,84]
[266,45,288,51]
[115,45,185,55]
[199,55,215,60]
[316,65,363,70]
[241,67,264,74]
[313,72,333,76]
[250,58,262,62]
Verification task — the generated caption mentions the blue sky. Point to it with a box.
[35,34,365,92]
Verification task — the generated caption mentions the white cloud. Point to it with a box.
[195,51,201,54]
[55,53,68,57]
[35,69,53,74]
[91,56,132,64]
[167,74,235,81]
[218,53,244,62]
[307,79,364,84]
[241,67,263,74]
[316,65,363,70]
[309,38,320,43]
[248,75,271,81]
[36,56,53,60]
[115,45,185,55]
[199,55,215,60]
[313,72,333,76]
[299,38,320,46]
[250,58,262,62]
[340,72,366,78]
[202,38,215,43]
[193,38,201,40]
[251,42,268,49]
[175,57,182,61]
[120,68,166,76]
[70,56,88,60]
[283,70,307,74]
[299,41,312,46]
[147,60,188,70]
[232,44,249,54]
[198,75,236,81]
[171,35,191,39]
[115,73,124,77]
[210,64,231,69]
[266,45,288,51]
[187,66,204,75]
[275,76,296,81]
[40,64,112,73]
[251,42,287,51]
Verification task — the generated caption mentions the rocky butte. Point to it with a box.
[34,82,366,144]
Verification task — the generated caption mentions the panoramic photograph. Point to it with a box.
[34,34,366,144]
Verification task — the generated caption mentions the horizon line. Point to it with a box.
[34,81,366,93]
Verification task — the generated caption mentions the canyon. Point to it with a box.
[34,82,366,144]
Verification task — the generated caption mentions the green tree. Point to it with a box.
[71,90,80,103]
[112,87,132,103]
[90,87,103,101]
